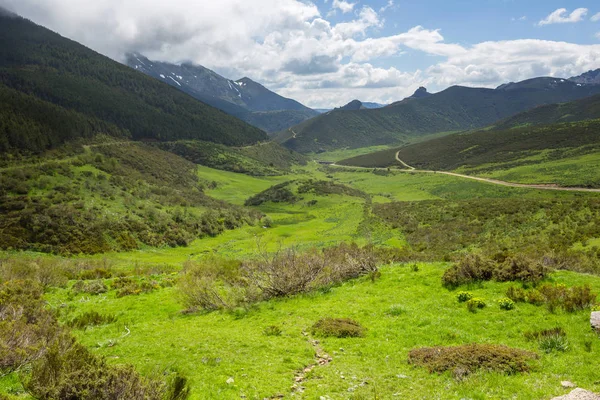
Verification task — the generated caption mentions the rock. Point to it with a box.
[552,388,600,400]
[562,381,577,389]
[226,377,234,385]
[591,312,600,331]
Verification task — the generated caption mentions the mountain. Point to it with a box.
[339,93,600,171]
[277,76,600,153]
[0,13,266,154]
[339,100,366,111]
[569,69,600,85]
[405,87,431,100]
[362,102,387,109]
[126,53,319,133]
[493,93,600,130]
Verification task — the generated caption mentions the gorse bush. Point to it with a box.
[456,291,473,303]
[442,254,494,288]
[443,254,549,289]
[498,298,516,310]
[311,318,366,338]
[408,344,538,378]
[466,298,486,313]
[509,283,597,312]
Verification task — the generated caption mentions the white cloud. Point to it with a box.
[592,12,600,22]
[2,0,600,108]
[332,0,355,14]
[380,0,394,13]
[538,8,588,26]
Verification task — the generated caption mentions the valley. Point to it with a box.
[2,5,600,400]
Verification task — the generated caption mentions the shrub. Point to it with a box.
[112,277,160,298]
[533,284,597,312]
[311,318,366,338]
[466,298,486,312]
[498,298,515,310]
[263,325,282,337]
[408,344,538,377]
[442,254,494,289]
[495,255,549,284]
[72,280,107,295]
[525,289,545,306]
[524,327,566,341]
[67,311,117,329]
[456,291,473,303]
[539,334,570,353]
[506,286,527,302]
[24,336,189,400]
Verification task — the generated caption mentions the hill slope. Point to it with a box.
[0,13,267,154]
[126,54,319,133]
[493,93,600,130]
[279,77,600,153]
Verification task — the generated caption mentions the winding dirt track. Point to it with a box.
[331,151,600,193]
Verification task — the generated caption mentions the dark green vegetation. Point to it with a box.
[408,344,538,378]
[0,279,190,400]
[0,14,266,154]
[394,119,600,174]
[311,318,366,338]
[278,78,600,153]
[127,54,319,133]
[0,142,261,254]
[493,93,600,130]
[374,197,600,273]
[244,179,368,206]
[156,141,306,176]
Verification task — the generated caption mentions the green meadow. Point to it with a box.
[3,156,600,399]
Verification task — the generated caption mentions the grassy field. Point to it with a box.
[3,158,600,399]
[4,264,593,399]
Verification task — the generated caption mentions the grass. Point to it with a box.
[9,264,594,400]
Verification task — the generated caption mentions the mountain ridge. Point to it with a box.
[126,53,319,133]
[278,76,600,153]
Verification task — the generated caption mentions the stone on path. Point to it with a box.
[552,389,600,400]
[591,312,600,331]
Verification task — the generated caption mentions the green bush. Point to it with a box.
[442,254,494,289]
[263,325,282,337]
[72,280,107,295]
[539,334,570,353]
[311,318,366,338]
[495,255,549,284]
[498,298,515,310]
[408,344,538,378]
[506,286,527,302]
[466,298,486,313]
[456,291,473,303]
[67,311,116,329]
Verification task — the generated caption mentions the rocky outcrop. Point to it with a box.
[552,389,600,400]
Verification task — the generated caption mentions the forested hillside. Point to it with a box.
[0,13,267,154]
[279,78,600,153]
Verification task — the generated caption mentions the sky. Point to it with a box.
[2,0,600,108]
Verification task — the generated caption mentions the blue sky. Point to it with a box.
[3,0,600,107]
[323,0,600,73]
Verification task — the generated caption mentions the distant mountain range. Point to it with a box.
[126,53,319,133]
[338,92,600,170]
[315,101,386,114]
[277,76,600,153]
[569,69,600,86]
[0,12,266,153]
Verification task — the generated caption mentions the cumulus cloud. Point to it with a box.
[592,12,600,22]
[1,0,599,108]
[538,8,588,26]
[332,0,355,14]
